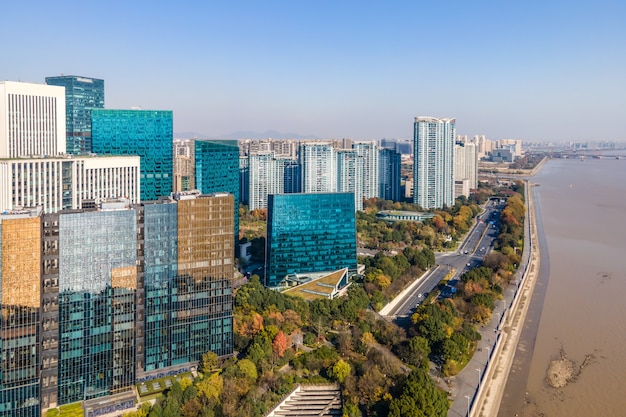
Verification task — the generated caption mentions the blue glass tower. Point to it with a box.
[378,147,402,201]
[91,109,173,201]
[45,75,104,155]
[265,193,357,287]
[195,140,240,239]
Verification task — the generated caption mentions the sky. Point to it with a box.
[2,0,625,142]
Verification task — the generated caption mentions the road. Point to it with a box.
[383,199,504,319]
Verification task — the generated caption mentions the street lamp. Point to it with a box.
[485,345,490,363]
[464,394,471,416]
[476,368,481,388]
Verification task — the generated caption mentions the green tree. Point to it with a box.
[329,359,351,384]
[388,368,449,417]
[200,351,218,374]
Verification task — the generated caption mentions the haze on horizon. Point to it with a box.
[2,1,624,142]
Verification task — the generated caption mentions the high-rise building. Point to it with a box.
[454,141,478,196]
[336,150,363,211]
[282,159,301,194]
[91,109,173,202]
[248,153,284,211]
[239,156,250,205]
[265,193,357,288]
[353,142,378,200]
[299,142,337,193]
[0,206,44,417]
[413,117,455,209]
[45,75,104,155]
[378,147,402,202]
[0,155,140,213]
[0,81,66,158]
[3,192,234,414]
[194,140,240,239]
[173,139,195,192]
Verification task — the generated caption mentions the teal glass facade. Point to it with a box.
[45,75,105,155]
[265,193,357,287]
[57,210,137,404]
[91,110,173,201]
[195,140,240,238]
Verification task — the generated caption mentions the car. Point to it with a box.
[418,293,423,298]
[466,263,471,267]
[464,250,469,254]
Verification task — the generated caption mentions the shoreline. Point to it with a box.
[470,179,542,417]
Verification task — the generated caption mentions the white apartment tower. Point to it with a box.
[299,142,337,193]
[353,142,378,199]
[413,117,455,209]
[336,150,363,211]
[0,81,66,158]
[248,153,284,210]
[454,141,478,196]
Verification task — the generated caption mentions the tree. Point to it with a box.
[329,359,351,384]
[388,368,449,417]
[200,351,218,374]
[272,330,288,358]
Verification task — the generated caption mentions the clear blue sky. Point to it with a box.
[2,0,625,142]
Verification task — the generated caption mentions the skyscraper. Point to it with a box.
[336,149,363,211]
[194,140,240,239]
[45,75,104,155]
[454,141,478,197]
[248,153,284,211]
[91,109,173,201]
[378,147,402,202]
[299,142,336,193]
[0,81,65,158]
[353,142,378,200]
[265,193,357,288]
[413,117,455,209]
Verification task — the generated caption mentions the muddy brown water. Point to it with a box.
[498,156,626,417]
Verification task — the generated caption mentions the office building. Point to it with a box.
[299,142,336,193]
[413,117,455,209]
[248,153,284,211]
[195,140,240,239]
[336,150,363,211]
[0,81,65,158]
[45,76,104,155]
[2,192,234,414]
[0,207,43,417]
[454,141,478,195]
[239,156,249,205]
[353,142,378,200]
[91,109,173,202]
[282,159,301,194]
[378,147,402,202]
[265,193,357,288]
[0,155,140,213]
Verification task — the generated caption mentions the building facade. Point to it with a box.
[413,117,455,209]
[0,155,140,213]
[299,143,336,193]
[265,193,357,288]
[248,153,284,211]
[91,109,173,202]
[378,147,402,202]
[0,81,66,158]
[353,142,378,200]
[45,76,104,155]
[173,139,195,192]
[454,141,478,195]
[194,140,240,239]
[336,150,363,211]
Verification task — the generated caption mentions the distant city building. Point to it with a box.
[0,155,140,213]
[91,109,173,201]
[336,150,363,211]
[378,147,402,201]
[454,141,478,196]
[45,75,104,155]
[173,139,195,192]
[413,117,455,209]
[353,142,378,200]
[282,159,301,194]
[248,153,284,210]
[491,148,514,162]
[0,81,65,158]
[299,142,337,193]
[239,156,250,205]
[455,179,471,199]
[265,193,357,288]
[195,140,240,239]
[474,135,493,159]
[497,139,522,158]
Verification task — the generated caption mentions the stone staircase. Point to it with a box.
[265,384,343,417]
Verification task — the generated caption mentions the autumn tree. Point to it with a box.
[272,330,288,359]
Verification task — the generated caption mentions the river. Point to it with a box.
[499,155,626,416]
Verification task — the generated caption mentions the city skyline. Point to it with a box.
[2,1,625,142]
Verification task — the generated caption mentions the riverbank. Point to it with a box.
[470,180,541,417]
